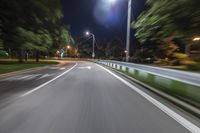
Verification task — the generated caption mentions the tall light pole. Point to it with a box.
[107,0,132,62]
[126,0,132,62]
[86,31,95,58]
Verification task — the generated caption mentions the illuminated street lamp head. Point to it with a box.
[85,31,90,36]
[193,37,200,41]
[67,45,71,49]
[108,0,116,4]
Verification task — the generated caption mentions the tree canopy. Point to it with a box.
[0,0,73,61]
[132,0,200,64]
[106,38,125,59]
[133,0,200,44]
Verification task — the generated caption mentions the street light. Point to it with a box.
[126,0,132,62]
[86,31,90,36]
[107,0,132,62]
[108,0,116,4]
[66,45,71,57]
[67,45,71,49]
[85,31,96,58]
[193,37,200,41]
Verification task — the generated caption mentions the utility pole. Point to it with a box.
[92,34,95,58]
[85,31,95,58]
[126,0,132,62]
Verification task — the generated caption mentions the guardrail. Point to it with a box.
[98,60,200,109]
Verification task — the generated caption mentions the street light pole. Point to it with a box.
[126,0,132,62]
[86,31,95,58]
[92,34,95,58]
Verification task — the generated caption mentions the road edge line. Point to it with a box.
[101,64,200,117]
[21,63,77,97]
[96,63,200,133]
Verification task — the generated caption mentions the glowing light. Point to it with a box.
[85,31,90,36]
[108,0,116,4]
[193,37,200,41]
[93,0,121,27]
[56,50,60,54]
[67,45,71,49]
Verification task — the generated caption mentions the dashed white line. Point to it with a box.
[38,74,54,80]
[60,67,66,70]
[21,63,77,97]
[97,64,200,133]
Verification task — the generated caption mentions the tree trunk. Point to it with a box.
[35,50,39,62]
[185,44,191,56]
[24,51,28,62]
[18,49,23,63]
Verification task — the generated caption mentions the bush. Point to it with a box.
[186,63,200,70]
[0,50,8,58]
[173,53,188,59]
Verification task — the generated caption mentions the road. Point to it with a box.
[102,60,200,87]
[0,61,199,133]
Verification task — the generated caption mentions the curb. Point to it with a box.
[101,64,200,118]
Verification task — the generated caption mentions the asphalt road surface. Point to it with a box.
[0,62,199,133]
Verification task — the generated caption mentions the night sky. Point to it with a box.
[61,0,146,42]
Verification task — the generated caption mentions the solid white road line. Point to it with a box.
[97,64,200,133]
[21,63,77,97]
[77,66,92,69]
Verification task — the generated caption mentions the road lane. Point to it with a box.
[0,61,75,106]
[0,62,199,133]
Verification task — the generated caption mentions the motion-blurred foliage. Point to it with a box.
[133,0,200,43]
[132,0,200,64]
[0,0,73,62]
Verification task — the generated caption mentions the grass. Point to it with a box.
[131,71,200,108]
[0,61,58,74]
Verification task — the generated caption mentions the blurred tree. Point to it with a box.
[76,37,92,58]
[133,0,200,59]
[59,26,74,47]
[96,42,107,59]
[0,0,73,62]
[0,27,3,50]
[106,38,125,60]
[16,27,53,62]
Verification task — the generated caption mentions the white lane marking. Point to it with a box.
[78,66,91,70]
[60,67,66,70]
[38,74,54,80]
[21,63,77,97]
[1,75,23,81]
[24,74,41,80]
[49,67,60,69]
[16,75,32,80]
[97,64,200,133]
[1,74,41,81]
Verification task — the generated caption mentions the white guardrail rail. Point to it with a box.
[98,60,200,108]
